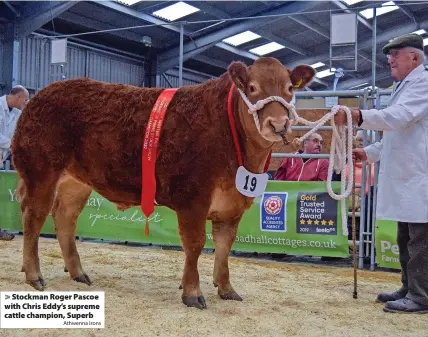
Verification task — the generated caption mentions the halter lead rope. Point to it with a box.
[291,106,355,236]
[236,86,354,236]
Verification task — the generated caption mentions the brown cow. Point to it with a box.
[11,57,314,309]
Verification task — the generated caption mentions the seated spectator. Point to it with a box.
[0,85,29,240]
[274,132,329,181]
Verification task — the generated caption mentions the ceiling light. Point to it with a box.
[412,29,427,35]
[342,0,363,5]
[249,42,285,56]
[119,0,143,5]
[359,1,398,20]
[152,1,199,22]
[222,31,261,46]
[310,62,325,69]
[316,68,336,78]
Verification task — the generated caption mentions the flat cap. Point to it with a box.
[382,33,424,54]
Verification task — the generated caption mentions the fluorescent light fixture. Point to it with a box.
[310,62,325,69]
[412,29,427,35]
[249,42,285,56]
[119,0,142,5]
[152,1,199,21]
[316,68,336,78]
[342,0,363,5]
[222,31,261,46]
[359,1,398,19]
[424,38,428,46]
[349,82,369,89]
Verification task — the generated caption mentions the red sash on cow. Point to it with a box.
[141,88,177,236]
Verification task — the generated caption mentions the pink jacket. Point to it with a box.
[274,155,329,181]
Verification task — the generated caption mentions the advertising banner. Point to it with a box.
[0,172,349,257]
[375,220,400,269]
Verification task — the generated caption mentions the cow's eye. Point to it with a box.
[288,85,294,92]
[249,85,256,93]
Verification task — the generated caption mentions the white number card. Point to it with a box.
[235,166,269,197]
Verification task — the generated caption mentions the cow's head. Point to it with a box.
[228,57,315,144]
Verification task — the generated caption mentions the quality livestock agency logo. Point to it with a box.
[260,192,288,232]
[264,196,283,215]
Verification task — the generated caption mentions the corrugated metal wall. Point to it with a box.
[18,35,145,91]
[159,73,202,88]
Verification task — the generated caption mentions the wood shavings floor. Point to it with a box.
[0,236,426,337]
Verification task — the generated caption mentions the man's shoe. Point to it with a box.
[383,297,428,314]
[376,290,407,303]
[0,230,15,241]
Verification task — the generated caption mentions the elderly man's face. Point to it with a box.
[387,47,419,81]
[304,134,323,154]
[16,91,30,110]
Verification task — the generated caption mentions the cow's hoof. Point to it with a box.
[26,278,45,291]
[73,273,92,286]
[64,266,68,273]
[182,295,207,309]
[219,291,243,301]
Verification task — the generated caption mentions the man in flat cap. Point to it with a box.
[335,33,428,314]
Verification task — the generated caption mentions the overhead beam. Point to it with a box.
[285,18,428,69]
[336,70,392,90]
[193,2,309,56]
[93,0,185,34]
[255,28,308,56]
[58,11,163,48]
[290,14,388,70]
[158,1,320,72]
[215,42,258,60]
[0,22,19,94]
[3,1,20,17]
[395,1,416,23]
[192,55,230,69]
[15,1,80,39]
[331,1,373,31]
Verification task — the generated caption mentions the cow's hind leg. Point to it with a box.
[20,172,60,290]
[212,217,243,301]
[177,209,207,309]
[51,175,92,285]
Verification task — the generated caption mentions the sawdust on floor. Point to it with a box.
[0,236,426,337]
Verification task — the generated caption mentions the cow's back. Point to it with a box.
[12,76,237,210]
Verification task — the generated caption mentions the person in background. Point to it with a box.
[334,33,428,314]
[274,132,329,181]
[0,85,29,241]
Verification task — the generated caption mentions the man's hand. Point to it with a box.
[333,108,361,126]
[352,148,367,162]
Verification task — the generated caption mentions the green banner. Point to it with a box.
[0,172,348,257]
[375,220,400,269]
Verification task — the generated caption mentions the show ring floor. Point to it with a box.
[0,236,427,337]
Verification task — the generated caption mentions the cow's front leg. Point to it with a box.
[177,209,207,309]
[212,217,243,301]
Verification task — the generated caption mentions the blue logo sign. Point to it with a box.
[260,192,288,232]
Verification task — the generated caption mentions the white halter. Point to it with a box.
[236,88,297,132]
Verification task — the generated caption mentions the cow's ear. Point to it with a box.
[290,65,315,90]
[228,61,249,91]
